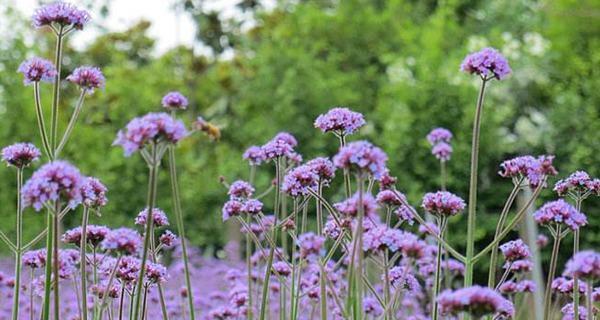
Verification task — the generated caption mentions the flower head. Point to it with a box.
[67,66,105,92]
[1,143,41,168]
[432,142,452,162]
[243,146,265,165]
[564,250,600,280]
[387,266,420,292]
[363,297,383,317]
[113,112,188,156]
[460,47,512,80]
[499,239,530,262]
[376,189,405,207]
[561,303,588,320]
[282,165,318,197]
[80,177,108,208]
[228,180,254,199]
[333,140,388,179]
[554,171,600,198]
[145,262,168,284]
[297,232,325,259]
[437,286,514,318]
[314,107,365,135]
[135,208,169,227]
[533,199,587,231]
[499,155,558,188]
[159,230,178,248]
[161,91,188,110]
[32,2,90,30]
[222,199,243,221]
[421,191,466,217]
[261,135,295,160]
[21,161,84,211]
[334,192,378,218]
[100,228,142,255]
[23,250,46,269]
[306,157,336,183]
[427,128,453,145]
[18,57,57,85]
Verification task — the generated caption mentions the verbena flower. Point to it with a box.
[80,177,108,208]
[421,191,466,217]
[146,262,168,284]
[159,230,178,248]
[427,128,453,145]
[17,57,57,85]
[135,208,169,227]
[32,1,91,30]
[314,107,365,135]
[437,286,514,318]
[261,137,294,160]
[378,170,397,190]
[66,66,105,92]
[444,259,465,276]
[564,250,600,280]
[376,189,405,207]
[517,280,536,293]
[554,170,600,197]
[227,180,254,199]
[100,227,142,255]
[113,112,188,156]
[297,232,325,259]
[23,250,46,269]
[499,155,558,188]
[552,277,587,295]
[533,199,587,231]
[273,132,298,147]
[505,259,533,273]
[305,157,335,184]
[561,303,588,320]
[282,164,318,196]
[1,142,41,168]
[242,199,263,215]
[536,234,549,248]
[460,47,512,80]
[21,160,84,211]
[387,266,420,292]
[333,140,388,179]
[243,146,265,165]
[499,239,531,262]
[432,142,452,162]
[222,199,243,221]
[109,256,141,283]
[161,91,188,110]
[363,297,383,317]
[272,261,292,277]
[334,192,378,218]
[395,204,415,225]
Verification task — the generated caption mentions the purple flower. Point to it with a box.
[297,232,325,259]
[395,204,415,225]
[552,277,587,295]
[32,2,90,30]
[158,230,178,248]
[323,218,342,239]
[273,132,298,147]
[80,177,108,208]
[282,165,318,196]
[100,227,142,255]
[418,222,440,236]
[1,142,41,168]
[243,146,265,165]
[314,107,365,135]
[533,199,587,231]
[109,256,141,283]
[242,199,263,215]
[460,47,512,80]
[272,261,291,277]
[564,250,600,280]
[499,239,530,262]
[427,128,453,145]
[432,142,452,162]
[146,262,168,284]
[437,286,514,318]
[517,280,536,293]
[499,281,518,295]
[67,66,105,92]
[261,138,294,160]
[18,57,57,85]
[378,170,397,190]
[21,160,84,211]
[161,91,188,110]
[305,157,336,183]
[363,225,387,252]
[363,297,383,317]
[228,180,254,199]
[554,171,600,197]
[376,189,405,207]
[381,228,410,252]
[333,140,388,179]
[334,192,378,218]
[499,155,558,188]
[444,259,465,276]
[135,208,169,227]
[536,234,549,248]
[505,259,533,273]
[222,199,243,221]
[23,250,46,269]
[421,191,466,217]
[561,303,588,320]
[113,112,188,156]
[387,266,420,292]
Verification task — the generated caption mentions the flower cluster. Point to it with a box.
[222,180,263,221]
[533,199,587,231]
[161,91,189,110]
[427,127,453,162]
[1,142,41,168]
[499,239,531,262]
[554,170,600,198]
[18,57,57,85]
[314,107,365,135]
[437,286,514,318]
[21,160,84,211]
[100,227,142,255]
[80,177,108,208]
[135,208,170,227]
[333,140,388,179]
[282,164,319,196]
[67,66,105,92]
[460,47,512,80]
[499,155,558,187]
[113,112,188,156]
[32,1,91,30]
[421,191,466,217]
[564,250,600,280]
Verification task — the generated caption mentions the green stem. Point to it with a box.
[12,169,23,320]
[133,144,159,320]
[41,207,54,320]
[465,78,488,287]
[33,83,52,160]
[339,135,351,197]
[80,207,90,320]
[586,280,592,320]
[50,27,65,152]
[432,217,447,320]
[55,90,86,158]
[383,252,391,320]
[440,161,447,191]
[118,286,126,320]
[53,203,60,320]
[572,198,582,320]
[543,230,562,320]
[98,255,122,319]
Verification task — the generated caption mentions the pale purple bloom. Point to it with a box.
[418,222,440,236]
[272,261,291,277]
[460,47,512,80]
[282,164,318,196]
[109,256,141,283]
[387,266,420,292]
[23,249,46,269]
[564,250,600,280]
[161,91,188,110]
[67,66,105,92]
[305,157,336,183]
[334,192,378,218]
[297,232,325,259]
[18,57,57,85]
[561,303,588,320]
[505,259,533,273]
[517,280,536,293]
[314,107,365,135]
[100,227,142,255]
[536,234,549,248]
[500,239,530,262]
[222,199,243,221]
[499,281,518,294]
[21,160,84,211]
[333,140,388,179]
[437,286,514,318]
[554,171,600,197]
[534,199,587,231]
[381,228,409,252]
[378,170,397,190]
[228,180,254,199]
[243,145,265,165]
[146,262,168,284]
[552,277,587,295]
[432,142,452,162]
[427,128,453,145]
[80,176,108,208]
[444,259,465,276]
[242,199,263,215]
[395,205,415,225]
[32,2,90,29]
[376,189,405,207]
[499,155,558,188]
[323,218,342,239]
[273,132,298,147]
[261,138,294,160]
[363,297,383,317]
[421,191,466,217]
[135,208,169,227]
[363,225,387,252]
[113,112,188,156]
[159,230,178,248]
[1,142,41,168]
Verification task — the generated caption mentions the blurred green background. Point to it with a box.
[0,0,598,282]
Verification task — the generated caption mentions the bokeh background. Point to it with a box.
[0,0,598,283]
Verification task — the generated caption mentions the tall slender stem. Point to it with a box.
[50,27,65,152]
[33,83,52,160]
[80,207,90,320]
[41,207,54,320]
[440,161,447,191]
[585,280,592,320]
[432,217,447,320]
[12,169,24,320]
[52,203,60,320]
[465,78,488,287]
[55,90,86,158]
[133,144,159,320]
[98,255,122,319]
[572,198,583,320]
[118,286,126,320]
[543,230,562,320]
